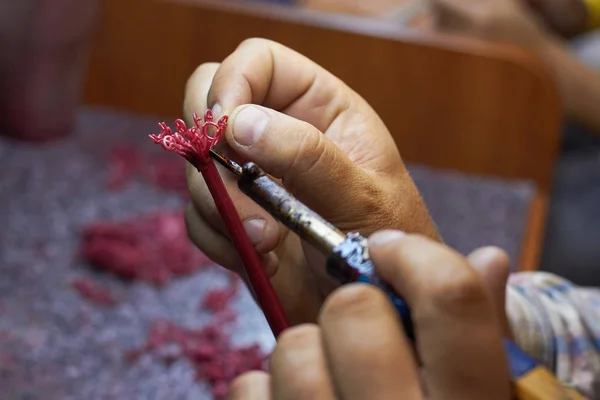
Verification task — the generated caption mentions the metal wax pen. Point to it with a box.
[210,152,346,254]
[210,152,414,338]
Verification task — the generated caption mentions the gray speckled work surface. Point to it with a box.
[410,164,533,262]
[0,107,534,399]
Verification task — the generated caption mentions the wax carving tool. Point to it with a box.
[210,150,586,400]
[210,151,413,336]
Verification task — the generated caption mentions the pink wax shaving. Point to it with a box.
[105,146,188,197]
[70,277,117,307]
[201,275,243,313]
[106,146,143,189]
[125,314,268,399]
[124,268,260,399]
[145,157,189,197]
[79,210,213,287]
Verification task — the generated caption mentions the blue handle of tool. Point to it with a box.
[355,274,415,340]
[327,232,415,340]
[329,236,583,397]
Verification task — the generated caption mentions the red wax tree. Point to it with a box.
[149,110,289,337]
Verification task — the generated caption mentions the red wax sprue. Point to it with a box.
[149,110,289,337]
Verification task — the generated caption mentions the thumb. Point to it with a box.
[224,104,377,221]
[467,246,513,338]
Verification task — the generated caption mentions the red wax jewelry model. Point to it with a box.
[149,110,289,337]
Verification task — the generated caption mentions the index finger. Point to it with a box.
[203,38,350,134]
[368,230,511,400]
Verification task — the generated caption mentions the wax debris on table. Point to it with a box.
[106,145,189,197]
[86,114,270,397]
[78,208,269,399]
[0,107,280,399]
[200,275,243,314]
[79,210,213,287]
[125,312,268,399]
[106,146,143,189]
[145,157,190,196]
[70,277,117,307]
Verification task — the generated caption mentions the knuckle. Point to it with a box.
[321,284,384,320]
[236,37,271,51]
[299,128,326,166]
[285,127,327,189]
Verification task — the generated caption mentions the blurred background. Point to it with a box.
[0,0,599,398]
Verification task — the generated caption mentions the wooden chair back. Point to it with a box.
[83,0,563,270]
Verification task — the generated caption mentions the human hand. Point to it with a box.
[523,0,588,37]
[183,39,439,325]
[228,231,512,400]
[432,0,600,165]
[431,0,550,51]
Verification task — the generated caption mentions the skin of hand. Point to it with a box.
[523,0,588,37]
[183,39,439,325]
[431,0,549,49]
[228,231,512,400]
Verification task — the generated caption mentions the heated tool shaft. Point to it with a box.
[210,151,346,254]
[210,151,414,338]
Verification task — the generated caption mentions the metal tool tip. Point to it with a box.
[209,150,243,176]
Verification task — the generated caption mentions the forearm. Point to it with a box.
[540,37,600,133]
[506,272,600,397]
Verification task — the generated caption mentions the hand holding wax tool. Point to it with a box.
[150,110,583,399]
[210,150,586,400]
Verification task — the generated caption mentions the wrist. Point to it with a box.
[534,35,597,123]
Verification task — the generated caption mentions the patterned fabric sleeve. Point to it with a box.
[507,272,600,397]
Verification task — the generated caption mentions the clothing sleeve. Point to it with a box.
[506,272,600,397]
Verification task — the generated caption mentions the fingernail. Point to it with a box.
[369,230,406,247]
[211,103,222,116]
[243,219,267,246]
[233,106,269,146]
